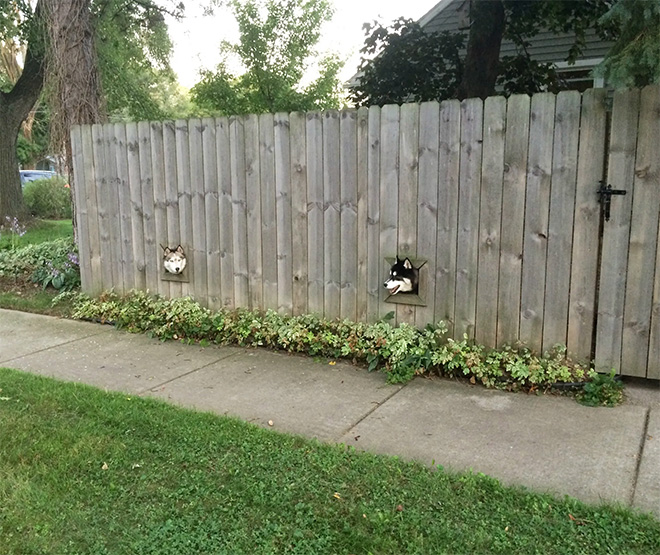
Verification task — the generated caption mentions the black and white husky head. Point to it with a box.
[384,257,418,295]
[162,245,187,274]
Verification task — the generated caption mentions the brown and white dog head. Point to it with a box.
[162,245,187,274]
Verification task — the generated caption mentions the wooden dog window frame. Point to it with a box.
[383,256,427,307]
[159,246,190,283]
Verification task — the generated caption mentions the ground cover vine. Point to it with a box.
[67,290,599,392]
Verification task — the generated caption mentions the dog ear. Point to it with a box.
[175,245,184,254]
[163,247,172,256]
[403,258,413,269]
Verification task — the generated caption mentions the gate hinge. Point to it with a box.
[597,181,627,222]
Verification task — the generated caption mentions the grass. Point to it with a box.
[0,218,73,251]
[1,369,658,555]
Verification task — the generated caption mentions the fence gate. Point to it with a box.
[594,87,660,380]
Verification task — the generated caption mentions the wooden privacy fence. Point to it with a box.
[71,85,660,379]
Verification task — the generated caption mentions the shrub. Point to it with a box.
[70,290,603,398]
[23,176,72,219]
[0,237,81,291]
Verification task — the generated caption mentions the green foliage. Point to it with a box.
[71,290,600,394]
[578,369,624,407]
[0,237,80,291]
[349,18,464,106]
[191,0,345,115]
[350,1,615,105]
[94,0,185,121]
[596,0,660,87]
[22,176,72,219]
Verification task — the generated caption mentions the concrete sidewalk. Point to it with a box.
[1,308,658,517]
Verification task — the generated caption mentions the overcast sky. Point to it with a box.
[166,0,440,88]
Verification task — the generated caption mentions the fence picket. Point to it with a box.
[415,102,440,327]
[289,112,308,316]
[435,100,461,336]
[126,122,146,291]
[216,117,235,309]
[621,86,660,377]
[542,91,581,352]
[496,95,530,346]
[274,112,293,314]
[379,104,400,320]
[519,93,556,352]
[323,110,341,320]
[566,89,608,361]
[595,89,640,372]
[356,106,369,322]
[475,96,506,347]
[137,121,157,293]
[340,110,358,321]
[455,98,483,339]
[306,111,324,315]
[202,117,220,309]
[229,116,249,308]
[366,106,381,321]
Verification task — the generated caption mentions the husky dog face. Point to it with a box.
[163,245,187,274]
[384,257,418,295]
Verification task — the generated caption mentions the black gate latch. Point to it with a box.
[597,180,627,222]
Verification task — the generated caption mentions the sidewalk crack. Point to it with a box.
[334,381,408,442]
[629,408,651,507]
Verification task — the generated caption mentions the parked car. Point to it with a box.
[20,170,57,187]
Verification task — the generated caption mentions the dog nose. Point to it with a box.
[175,267,180,273]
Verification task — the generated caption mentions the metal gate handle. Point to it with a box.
[597,180,627,222]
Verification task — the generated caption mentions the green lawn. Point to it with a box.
[1,368,658,555]
[0,218,73,251]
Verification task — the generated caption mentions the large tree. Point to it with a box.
[351,0,616,105]
[191,0,344,115]
[0,1,47,219]
[0,0,183,221]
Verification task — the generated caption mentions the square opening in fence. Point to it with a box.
[160,245,190,283]
[383,256,427,307]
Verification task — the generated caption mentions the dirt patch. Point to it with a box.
[0,275,74,317]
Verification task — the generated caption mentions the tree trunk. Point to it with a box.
[45,0,106,242]
[456,0,506,100]
[0,2,47,220]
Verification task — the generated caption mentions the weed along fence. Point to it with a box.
[70,85,660,380]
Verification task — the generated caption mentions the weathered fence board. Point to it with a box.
[72,87,660,379]
[475,96,505,347]
[306,111,324,315]
[138,121,157,293]
[229,116,248,308]
[289,112,308,316]
[201,117,220,310]
[415,101,440,327]
[379,104,399,320]
[543,91,581,352]
[455,98,483,339]
[435,99,461,337]
[340,110,358,321]
[496,94,529,347]
[274,112,293,315]
[520,93,556,352]
[595,89,640,372]
[566,89,607,362]
[621,86,660,378]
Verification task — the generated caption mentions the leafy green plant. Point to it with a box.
[0,237,80,291]
[70,290,603,397]
[578,370,624,407]
[22,176,73,219]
